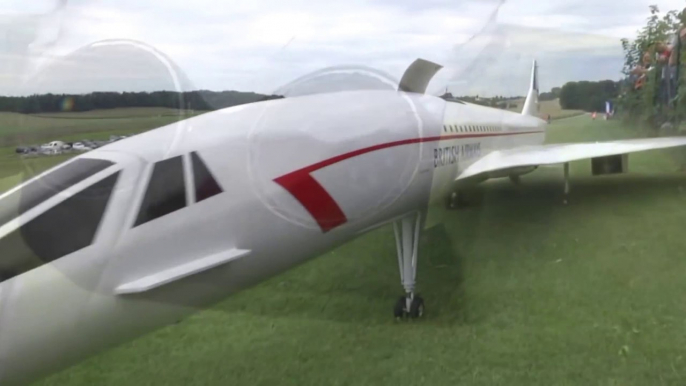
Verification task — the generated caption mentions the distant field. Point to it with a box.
[25,114,686,386]
[539,99,585,120]
[0,108,205,150]
[32,107,204,119]
[507,98,585,120]
[0,107,198,192]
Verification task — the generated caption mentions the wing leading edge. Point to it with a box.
[457,137,686,181]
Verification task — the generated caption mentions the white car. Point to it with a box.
[72,142,91,151]
[41,141,66,152]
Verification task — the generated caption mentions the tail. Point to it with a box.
[521,60,539,116]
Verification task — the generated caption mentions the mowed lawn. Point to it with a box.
[0,108,200,149]
[0,109,202,193]
[507,99,585,120]
[22,114,686,386]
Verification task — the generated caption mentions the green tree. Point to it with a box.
[619,5,681,126]
[560,81,619,112]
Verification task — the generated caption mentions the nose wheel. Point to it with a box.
[394,295,425,319]
[392,212,425,320]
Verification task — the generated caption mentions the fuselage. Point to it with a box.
[0,90,545,385]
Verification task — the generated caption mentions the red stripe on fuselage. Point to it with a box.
[273,171,348,232]
[274,130,543,232]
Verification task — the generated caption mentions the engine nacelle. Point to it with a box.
[487,166,538,179]
[591,154,628,175]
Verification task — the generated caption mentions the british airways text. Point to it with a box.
[434,143,481,168]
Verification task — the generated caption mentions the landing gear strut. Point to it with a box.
[446,191,469,209]
[393,212,424,319]
[563,162,570,205]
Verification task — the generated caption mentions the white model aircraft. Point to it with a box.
[1,59,686,385]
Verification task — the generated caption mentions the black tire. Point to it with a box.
[409,296,424,318]
[394,297,407,318]
[445,192,457,210]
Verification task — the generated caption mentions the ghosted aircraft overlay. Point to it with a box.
[2,53,686,384]
[2,1,686,385]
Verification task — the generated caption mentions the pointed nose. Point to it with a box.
[0,158,115,282]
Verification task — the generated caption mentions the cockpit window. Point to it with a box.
[0,158,114,228]
[191,152,223,203]
[134,156,186,227]
[0,172,120,283]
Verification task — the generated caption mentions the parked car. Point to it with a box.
[15,146,29,154]
[72,142,91,151]
[82,140,97,148]
[41,141,66,151]
[41,147,61,155]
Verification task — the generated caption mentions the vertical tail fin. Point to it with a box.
[521,60,539,116]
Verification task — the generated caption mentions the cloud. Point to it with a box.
[0,0,684,96]
[435,22,625,96]
[25,40,195,94]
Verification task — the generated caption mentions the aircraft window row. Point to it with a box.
[135,152,223,227]
[134,156,186,227]
[0,171,121,283]
[0,158,114,229]
[191,152,224,203]
[442,124,501,133]
[0,152,225,283]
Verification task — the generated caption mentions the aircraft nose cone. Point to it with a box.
[0,285,7,385]
[0,177,32,283]
[0,188,42,284]
[0,186,20,232]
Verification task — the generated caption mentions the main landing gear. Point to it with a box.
[392,212,425,319]
[446,191,469,210]
[563,162,570,205]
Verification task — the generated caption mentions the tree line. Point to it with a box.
[439,92,525,109]
[559,80,620,112]
[544,5,683,118]
[618,5,685,127]
[0,90,284,114]
[540,87,561,102]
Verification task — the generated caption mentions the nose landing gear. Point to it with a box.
[392,212,425,320]
[394,295,425,319]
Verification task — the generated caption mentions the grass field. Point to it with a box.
[0,109,203,193]
[0,109,202,150]
[32,107,199,119]
[508,99,585,120]
[6,110,686,385]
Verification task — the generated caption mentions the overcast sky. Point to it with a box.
[1,0,685,96]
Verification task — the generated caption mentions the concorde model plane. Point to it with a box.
[2,59,686,385]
